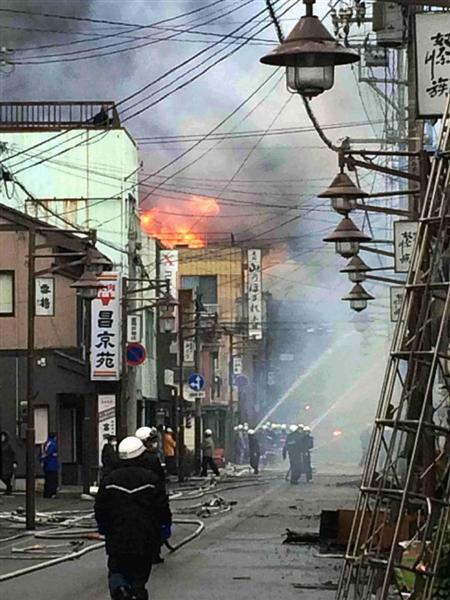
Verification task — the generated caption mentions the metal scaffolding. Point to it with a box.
[336,97,450,599]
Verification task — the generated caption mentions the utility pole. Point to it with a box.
[226,331,234,463]
[26,228,36,530]
[194,291,202,474]
[177,305,185,482]
[125,194,138,435]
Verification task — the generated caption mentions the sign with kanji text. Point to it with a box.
[91,272,122,381]
[184,340,195,365]
[160,250,178,297]
[394,221,418,273]
[98,394,116,465]
[233,356,243,375]
[35,277,54,316]
[415,13,450,118]
[248,249,263,340]
[127,314,142,343]
[390,286,406,323]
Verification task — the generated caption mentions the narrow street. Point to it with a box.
[0,470,358,599]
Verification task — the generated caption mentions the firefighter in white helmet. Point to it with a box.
[201,429,220,477]
[135,427,165,482]
[95,437,171,600]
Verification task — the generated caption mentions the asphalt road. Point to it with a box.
[0,469,359,600]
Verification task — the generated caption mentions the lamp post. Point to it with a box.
[323,217,372,258]
[70,261,105,496]
[260,0,359,98]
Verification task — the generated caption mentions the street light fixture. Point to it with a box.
[159,295,178,334]
[260,0,359,98]
[340,255,371,283]
[341,283,374,312]
[319,170,368,216]
[323,216,372,258]
[70,269,104,299]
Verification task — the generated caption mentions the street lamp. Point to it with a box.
[159,296,177,334]
[341,283,374,312]
[260,0,359,98]
[340,255,371,283]
[318,170,368,216]
[323,217,372,258]
[70,268,104,299]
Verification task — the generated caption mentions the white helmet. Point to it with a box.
[135,426,152,441]
[118,436,146,460]
[243,423,249,431]
[281,424,287,430]
[233,425,239,431]
[304,426,311,432]
[262,424,269,430]
[204,428,212,436]
[166,427,173,433]
[298,424,305,430]
[289,424,299,433]
[237,424,244,430]
[248,429,255,435]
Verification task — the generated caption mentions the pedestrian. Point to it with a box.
[101,435,119,480]
[95,436,172,600]
[248,429,260,474]
[0,431,17,495]
[40,432,59,498]
[163,427,176,475]
[201,429,220,477]
[136,427,165,482]
[282,425,303,485]
[303,426,314,482]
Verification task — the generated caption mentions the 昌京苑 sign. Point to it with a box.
[91,272,122,381]
[248,249,263,340]
[394,221,419,273]
[415,13,450,118]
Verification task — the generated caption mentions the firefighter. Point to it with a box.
[201,429,220,477]
[95,436,171,600]
[303,426,314,482]
[282,425,303,485]
[248,429,260,474]
[101,435,119,480]
[135,427,165,482]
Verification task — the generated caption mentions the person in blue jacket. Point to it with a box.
[40,432,59,498]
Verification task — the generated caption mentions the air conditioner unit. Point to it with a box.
[372,1,405,48]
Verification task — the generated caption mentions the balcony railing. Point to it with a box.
[0,101,121,130]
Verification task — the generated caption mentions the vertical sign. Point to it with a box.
[184,340,195,365]
[160,250,178,297]
[35,277,54,316]
[91,272,122,381]
[248,249,263,340]
[394,221,418,273]
[233,356,243,375]
[390,287,406,323]
[98,394,116,465]
[127,314,142,342]
[415,13,450,118]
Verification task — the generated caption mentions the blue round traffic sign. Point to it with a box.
[188,373,205,392]
[127,343,147,367]
[234,374,249,388]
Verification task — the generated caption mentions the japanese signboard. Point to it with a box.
[91,272,122,381]
[164,369,174,386]
[248,249,263,340]
[35,277,54,316]
[98,394,116,465]
[415,13,450,118]
[394,221,418,273]
[390,286,406,323]
[127,314,142,343]
[184,340,195,365]
[160,250,178,297]
[233,356,243,375]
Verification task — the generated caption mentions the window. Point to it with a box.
[0,271,14,316]
[180,275,218,305]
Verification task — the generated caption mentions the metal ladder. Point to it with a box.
[336,96,450,599]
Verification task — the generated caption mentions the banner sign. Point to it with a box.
[35,277,54,316]
[394,221,419,273]
[160,250,178,297]
[184,340,195,365]
[98,394,116,465]
[248,249,263,340]
[415,13,450,118]
[91,272,122,381]
[390,286,406,322]
[127,314,142,343]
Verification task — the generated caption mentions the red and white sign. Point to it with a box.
[91,272,122,381]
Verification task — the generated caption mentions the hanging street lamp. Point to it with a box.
[159,295,178,334]
[319,170,368,216]
[323,216,372,258]
[70,269,104,300]
[260,0,359,98]
[340,255,371,283]
[341,283,374,312]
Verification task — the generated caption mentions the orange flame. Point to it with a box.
[141,196,220,248]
